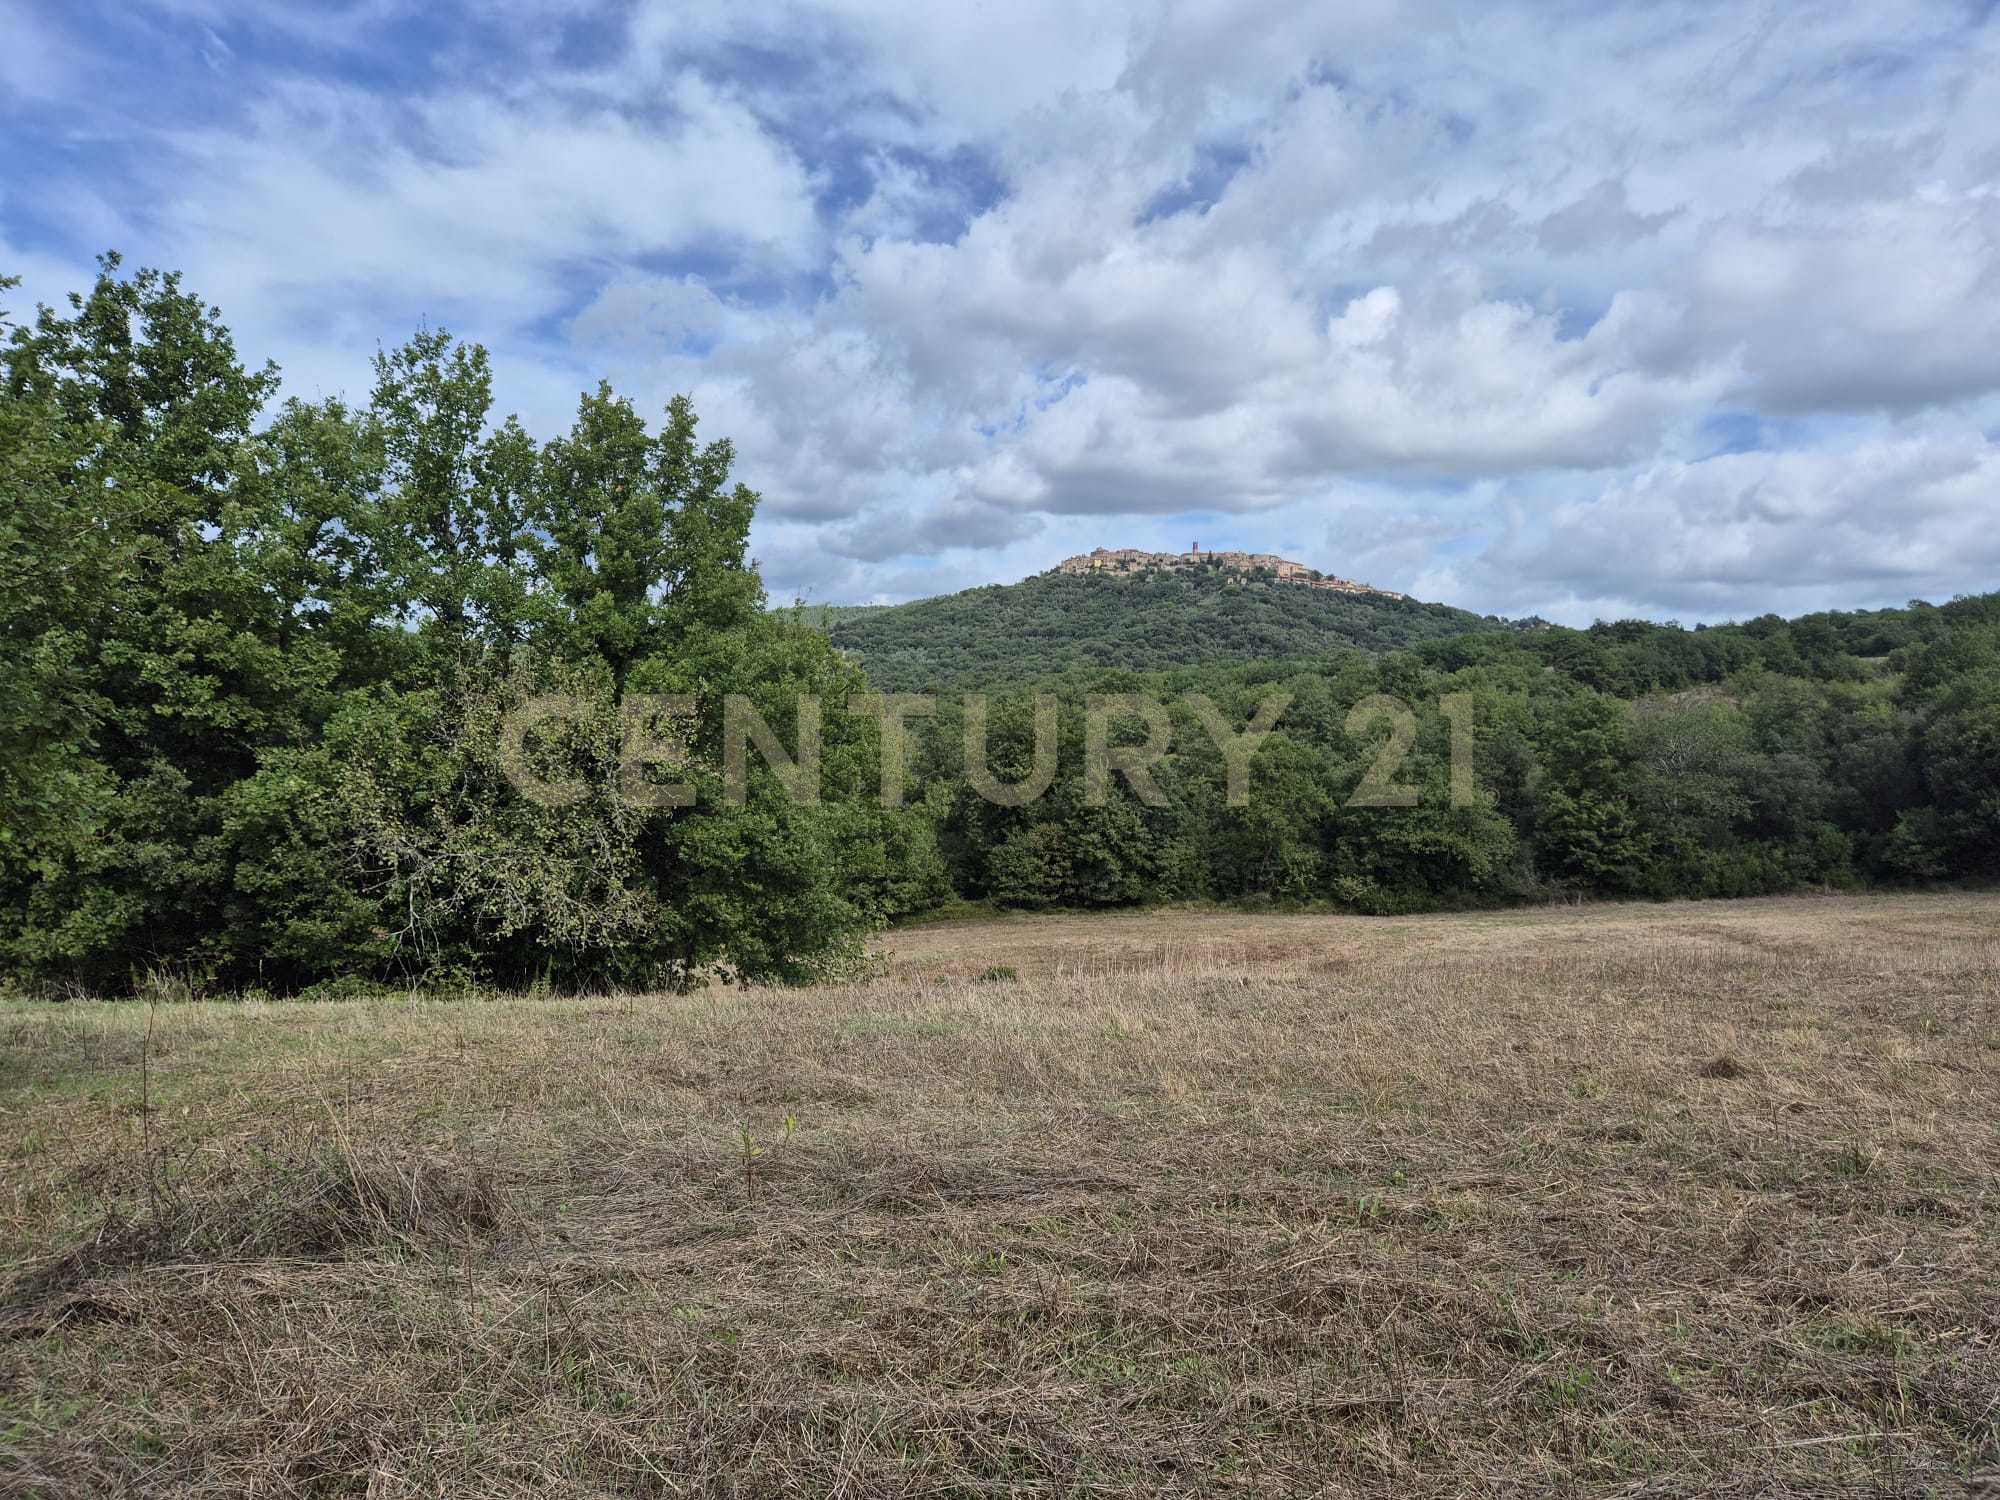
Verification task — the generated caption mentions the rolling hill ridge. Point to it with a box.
[808,557,1522,689]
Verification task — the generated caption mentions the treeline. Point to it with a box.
[825,567,1522,688]
[893,598,2000,912]
[5,259,1996,997]
[1,259,944,995]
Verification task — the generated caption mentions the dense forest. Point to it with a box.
[888,597,1999,913]
[4,260,1997,995]
[822,568,1522,687]
[1,259,944,995]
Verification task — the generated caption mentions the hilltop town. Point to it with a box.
[1052,543,1407,600]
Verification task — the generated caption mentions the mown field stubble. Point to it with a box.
[3,894,1998,1497]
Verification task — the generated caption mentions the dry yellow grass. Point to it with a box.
[3,892,1998,1496]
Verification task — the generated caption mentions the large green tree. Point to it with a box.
[0,258,939,993]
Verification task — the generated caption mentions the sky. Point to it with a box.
[4,0,1999,625]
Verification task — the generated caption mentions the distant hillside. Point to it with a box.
[790,602,890,631]
[816,568,1518,688]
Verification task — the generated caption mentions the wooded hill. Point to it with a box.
[814,568,1524,689]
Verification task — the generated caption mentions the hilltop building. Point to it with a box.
[1051,544,1406,600]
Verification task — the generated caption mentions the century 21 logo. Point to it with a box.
[500,692,1481,810]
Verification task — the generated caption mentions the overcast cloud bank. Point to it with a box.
[5,0,1998,623]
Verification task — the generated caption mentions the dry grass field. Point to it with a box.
[3,893,1998,1496]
